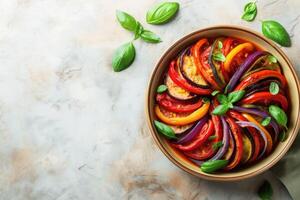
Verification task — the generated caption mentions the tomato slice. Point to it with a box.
[172,120,214,151]
[224,117,243,170]
[184,140,215,160]
[227,110,261,163]
[168,60,212,95]
[240,92,288,111]
[192,39,221,90]
[156,93,203,113]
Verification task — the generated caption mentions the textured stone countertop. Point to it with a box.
[0,0,299,199]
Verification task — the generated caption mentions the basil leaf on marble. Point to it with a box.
[241,2,257,22]
[134,22,144,39]
[112,42,136,72]
[269,82,279,95]
[262,20,291,47]
[116,10,138,32]
[269,105,288,129]
[154,120,177,139]
[141,30,162,43]
[146,2,180,25]
[257,180,273,200]
[157,84,168,93]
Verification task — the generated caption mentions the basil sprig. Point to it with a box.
[212,90,245,115]
[211,90,220,96]
[267,55,277,63]
[262,20,291,47]
[269,105,288,129]
[146,2,179,25]
[257,180,273,200]
[241,2,257,22]
[154,120,177,139]
[212,141,223,150]
[112,42,136,72]
[269,82,279,95]
[114,10,162,72]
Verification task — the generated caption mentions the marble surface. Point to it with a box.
[0,0,298,199]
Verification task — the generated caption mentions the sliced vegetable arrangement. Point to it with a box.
[153,37,289,173]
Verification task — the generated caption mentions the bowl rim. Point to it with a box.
[145,25,300,181]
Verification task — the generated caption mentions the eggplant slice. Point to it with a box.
[170,124,194,134]
[179,48,210,89]
[165,75,197,101]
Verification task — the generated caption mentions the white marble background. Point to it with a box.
[0,0,298,199]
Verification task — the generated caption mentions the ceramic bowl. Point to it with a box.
[145,26,300,181]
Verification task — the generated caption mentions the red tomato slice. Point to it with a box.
[184,140,215,160]
[156,93,203,113]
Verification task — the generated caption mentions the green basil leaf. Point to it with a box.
[261,117,271,126]
[212,141,223,150]
[116,10,138,32]
[228,90,245,103]
[269,105,288,129]
[268,55,277,63]
[227,102,234,109]
[211,90,220,96]
[217,94,228,104]
[208,135,217,141]
[213,52,226,62]
[154,120,177,139]
[257,180,273,200]
[157,84,168,93]
[212,104,229,115]
[218,41,223,49]
[140,30,162,43]
[201,160,228,173]
[134,22,144,40]
[262,20,291,47]
[112,42,136,72]
[202,97,210,103]
[241,2,257,22]
[146,2,179,25]
[269,82,279,95]
[279,131,287,142]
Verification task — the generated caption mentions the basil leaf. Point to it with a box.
[212,104,229,115]
[218,41,223,49]
[269,82,279,95]
[262,20,291,47]
[212,141,223,150]
[227,102,233,109]
[134,22,144,40]
[201,160,228,173]
[241,2,257,22]
[279,131,287,142]
[202,97,210,103]
[213,52,226,62]
[146,2,179,25]
[116,10,138,32]
[157,84,168,93]
[257,180,273,200]
[269,105,288,129]
[217,94,228,104]
[211,90,220,96]
[261,117,271,126]
[208,135,217,141]
[154,120,176,139]
[228,90,245,103]
[268,55,277,63]
[112,42,135,72]
[140,30,162,43]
